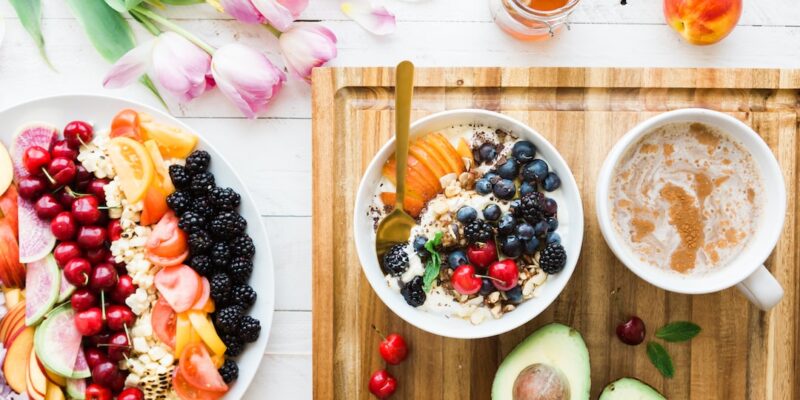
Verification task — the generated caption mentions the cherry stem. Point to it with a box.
[371,324,386,340]
[82,272,89,287]
[100,290,106,320]
[65,187,88,198]
[41,168,55,185]
[123,323,132,347]
[476,274,503,284]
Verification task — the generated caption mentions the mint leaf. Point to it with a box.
[422,232,443,292]
[646,341,674,378]
[656,321,701,342]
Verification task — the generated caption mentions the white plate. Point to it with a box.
[0,94,275,399]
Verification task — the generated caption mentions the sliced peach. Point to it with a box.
[4,327,34,394]
[0,301,25,344]
[382,158,437,201]
[408,154,442,191]
[456,138,475,167]
[429,133,466,174]
[379,192,424,218]
[409,143,447,178]
[415,137,455,175]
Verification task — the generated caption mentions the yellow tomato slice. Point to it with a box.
[144,140,175,194]
[187,311,227,356]
[140,113,198,159]
[108,137,154,202]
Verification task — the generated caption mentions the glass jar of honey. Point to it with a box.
[490,0,581,41]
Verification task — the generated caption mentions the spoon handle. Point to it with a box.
[394,61,414,210]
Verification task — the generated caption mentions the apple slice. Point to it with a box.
[4,288,22,309]
[45,380,65,400]
[428,133,466,174]
[29,347,48,398]
[379,192,424,218]
[0,142,13,195]
[0,301,25,343]
[4,326,34,394]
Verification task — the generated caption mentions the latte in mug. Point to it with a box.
[609,122,762,274]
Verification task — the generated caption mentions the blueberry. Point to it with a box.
[505,285,523,304]
[534,220,550,237]
[483,204,501,221]
[475,179,492,195]
[516,223,534,240]
[483,171,500,184]
[493,179,516,200]
[523,237,540,255]
[546,217,558,231]
[547,232,561,244]
[496,158,519,180]
[543,198,558,216]
[519,181,536,197]
[521,159,549,182]
[448,250,468,269]
[456,206,478,224]
[478,143,497,163]
[542,172,561,191]
[479,278,495,296]
[498,214,516,235]
[512,141,536,163]
[413,235,428,253]
[509,199,521,214]
[500,235,522,258]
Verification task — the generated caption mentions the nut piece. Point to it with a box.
[491,304,503,319]
[531,270,547,286]
[522,279,536,298]
[470,311,485,325]
[444,184,461,198]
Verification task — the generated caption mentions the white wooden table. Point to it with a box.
[0,1,798,397]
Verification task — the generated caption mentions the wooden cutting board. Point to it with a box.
[311,67,799,399]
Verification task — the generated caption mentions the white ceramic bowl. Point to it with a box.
[354,109,584,339]
[0,94,275,399]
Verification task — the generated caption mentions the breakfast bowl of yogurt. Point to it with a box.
[354,109,584,339]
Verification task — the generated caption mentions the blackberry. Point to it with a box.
[400,276,426,307]
[238,316,261,343]
[209,187,241,211]
[382,244,408,276]
[178,211,206,234]
[540,242,567,274]
[188,230,212,255]
[186,150,211,174]
[229,257,253,284]
[222,333,244,357]
[189,255,215,276]
[209,212,247,241]
[464,219,494,244]
[166,191,191,215]
[518,192,547,225]
[168,165,192,189]
[190,196,216,219]
[233,285,257,309]
[210,273,232,305]
[218,359,239,383]
[215,305,243,334]
[230,235,255,259]
[190,172,215,195]
[211,242,231,268]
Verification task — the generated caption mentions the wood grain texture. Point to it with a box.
[312,67,800,399]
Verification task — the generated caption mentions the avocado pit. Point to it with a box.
[512,364,570,400]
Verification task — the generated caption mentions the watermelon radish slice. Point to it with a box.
[25,255,60,326]
[18,198,55,263]
[57,270,76,303]
[70,347,90,379]
[66,378,86,399]
[34,303,89,379]
[11,123,58,181]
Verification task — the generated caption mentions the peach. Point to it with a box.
[664,0,742,45]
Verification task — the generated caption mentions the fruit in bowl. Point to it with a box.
[664,0,742,45]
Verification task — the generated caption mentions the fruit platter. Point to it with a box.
[0,95,274,400]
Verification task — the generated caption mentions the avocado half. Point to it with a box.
[599,378,665,400]
[492,323,590,400]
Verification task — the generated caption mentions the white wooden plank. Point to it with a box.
[265,311,311,354]
[244,354,311,399]
[263,216,311,311]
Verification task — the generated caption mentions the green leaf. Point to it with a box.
[656,321,701,342]
[125,0,146,9]
[103,0,128,12]
[8,0,53,68]
[422,232,443,292]
[646,342,674,378]
[65,0,136,62]
[160,0,204,4]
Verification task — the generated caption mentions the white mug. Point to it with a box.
[595,109,786,311]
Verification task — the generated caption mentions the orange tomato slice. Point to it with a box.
[152,298,177,349]
[179,343,228,393]
[146,211,188,264]
[140,113,198,159]
[107,137,154,202]
[110,109,142,141]
[140,186,169,227]
[173,366,225,400]
[144,140,175,194]
[154,265,201,313]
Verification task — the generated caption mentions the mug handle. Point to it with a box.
[735,265,784,311]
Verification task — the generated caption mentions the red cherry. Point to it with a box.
[368,369,397,399]
[89,263,118,290]
[47,157,77,187]
[77,225,107,249]
[488,259,519,291]
[85,247,109,265]
[72,196,101,225]
[106,305,134,331]
[467,240,498,269]
[378,333,408,365]
[22,146,50,175]
[34,194,64,219]
[118,387,144,400]
[452,265,483,295]
[107,219,122,242]
[91,361,120,390]
[70,288,98,312]
[50,211,77,241]
[85,383,112,400]
[616,316,646,346]
[63,258,91,287]
[84,347,109,370]
[75,307,105,336]
[53,241,82,267]
[17,176,47,200]
[74,165,93,190]
[111,275,135,304]
[64,121,94,148]
[86,331,112,347]
[87,178,109,200]
[51,140,78,160]
[106,331,131,362]
[56,189,77,209]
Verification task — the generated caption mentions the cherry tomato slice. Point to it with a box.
[147,250,189,268]
[146,211,188,266]
[173,366,225,400]
[152,298,177,349]
[191,277,210,310]
[110,109,142,141]
[179,343,228,393]
[154,265,201,313]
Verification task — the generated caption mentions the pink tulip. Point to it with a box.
[211,43,286,118]
[103,32,213,102]
[279,25,337,82]
[221,0,307,32]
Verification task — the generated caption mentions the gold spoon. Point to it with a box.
[376,60,416,260]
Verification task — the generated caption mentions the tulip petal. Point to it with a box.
[220,0,266,24]
[278,0,308,17]
[279,25,338,82]
[102,39,155,88]
[341,1,396,36]
[251,0,299,32]
[152,32,212,102]
[212,44,286,118]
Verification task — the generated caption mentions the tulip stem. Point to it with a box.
[133,7,217,55]
[130,8,163,36]
[264,24,282,38]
